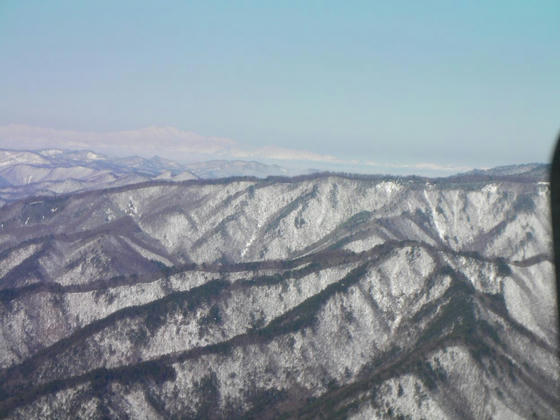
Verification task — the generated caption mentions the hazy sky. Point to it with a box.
[0,1,559,174]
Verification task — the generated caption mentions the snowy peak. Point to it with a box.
[0,150,50,167]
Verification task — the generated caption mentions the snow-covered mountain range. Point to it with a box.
[0,149,290,206]
[0,152,557,418]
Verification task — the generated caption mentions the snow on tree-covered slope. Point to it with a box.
[0,172,557,418]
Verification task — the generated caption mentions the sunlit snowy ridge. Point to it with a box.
[0,164,557,418]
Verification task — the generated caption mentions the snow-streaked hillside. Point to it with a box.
[0,171,557,418]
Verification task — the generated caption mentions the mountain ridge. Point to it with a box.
[0,156,557,418]
[0,147,550,207]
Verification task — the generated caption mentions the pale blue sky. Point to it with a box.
[0,1,558,173]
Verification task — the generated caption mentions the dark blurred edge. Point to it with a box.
[550,134,560,356]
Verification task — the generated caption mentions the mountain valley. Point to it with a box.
[0,162,557,418]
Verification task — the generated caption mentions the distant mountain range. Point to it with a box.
[461,163,550,181]
[0,149,292,206]
[0,148,551,208]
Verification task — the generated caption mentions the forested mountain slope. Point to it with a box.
[0,172,557,418]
